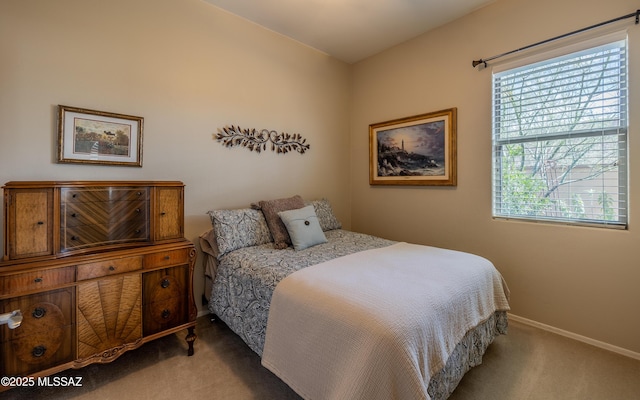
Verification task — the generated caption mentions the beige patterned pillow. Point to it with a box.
[207,208,273,258]
[259,195,305,249]
[306,199,342,231]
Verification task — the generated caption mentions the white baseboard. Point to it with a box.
[508,313,640,361]
[197,309,210,318]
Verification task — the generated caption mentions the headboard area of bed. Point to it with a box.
[200,195,343,301]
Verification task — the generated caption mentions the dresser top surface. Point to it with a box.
[3,181,185,189]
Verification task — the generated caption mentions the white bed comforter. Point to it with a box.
[261,242,510,400]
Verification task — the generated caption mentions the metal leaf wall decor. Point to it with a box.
[214,125,310,154]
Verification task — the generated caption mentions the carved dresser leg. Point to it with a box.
[186,326,197,356]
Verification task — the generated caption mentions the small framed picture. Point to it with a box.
[369,108,457,186]
[57,105,143,167]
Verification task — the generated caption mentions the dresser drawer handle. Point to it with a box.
[135,208,141,213]
[160,212,166,216]
[163,255,170,260]
[137,191,142,196]
[37,221,44,225]
[34,277,43,283]
[161,279,170,288]
[71,213,77,218]
[32,345,47,358]
[32,307,46,319]
[109,266,116,271]
[161,309,171,319]
[71,236,79,241]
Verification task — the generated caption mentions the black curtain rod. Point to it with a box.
[472,9,640,68]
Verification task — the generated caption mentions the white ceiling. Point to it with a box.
[201,0,494,64]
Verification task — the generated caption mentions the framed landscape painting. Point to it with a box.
[369,108,457,186]
[57,105,144,167]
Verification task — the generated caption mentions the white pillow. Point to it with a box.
[278,205,327,251]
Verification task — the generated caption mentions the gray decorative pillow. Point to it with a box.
[278,205,327,251]
[307,199,342,231]
[259,195,305,249]
[207,208,273,258]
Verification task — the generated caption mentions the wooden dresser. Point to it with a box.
[0,181,196,387]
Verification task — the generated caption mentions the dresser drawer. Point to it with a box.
[144,248,190,269]
[142,266,187,304]
[61,187,149,203]
[142,266,188,335]
[77,256,142,281]
[143,297,187,335]
[0,267,75,296]
[0,289,75,375]
[0,288,75,342]
[0,325,74,376]
[61,222,148,251]
[62,200,147,228]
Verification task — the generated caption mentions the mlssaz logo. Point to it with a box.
[37,376,83,387]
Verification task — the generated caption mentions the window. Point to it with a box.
[492,35,628,228]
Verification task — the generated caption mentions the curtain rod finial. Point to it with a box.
[472,59,487,69]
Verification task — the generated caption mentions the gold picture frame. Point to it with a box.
[369,108,457,186]
[57,105,143,167]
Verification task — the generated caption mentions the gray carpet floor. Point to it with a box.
[4,316,640,399]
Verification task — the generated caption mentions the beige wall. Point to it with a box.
[351,0,640,353]
[0,0,351,314]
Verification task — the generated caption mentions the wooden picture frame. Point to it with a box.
[369,108,457,186]
[57,105,143,167]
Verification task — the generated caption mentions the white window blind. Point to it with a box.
[492,37,628,228]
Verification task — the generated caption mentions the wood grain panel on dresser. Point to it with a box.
[77,275,142,359]
[60,186,150,253]
[154,186,183,242]
[0,181,196,390]
[5,188,54,260]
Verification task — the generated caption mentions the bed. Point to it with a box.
[201,197,510,400]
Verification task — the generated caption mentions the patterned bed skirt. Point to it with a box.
[428,311,508,399]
